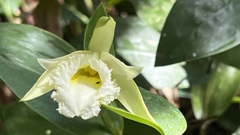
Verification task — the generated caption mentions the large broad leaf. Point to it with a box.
[155,0,240,66]
[3,103,74,135]
[0,23,75,74]
[115,17,186,89]
[123,118,160,135]
[100,104,124,135]
[191,63,240,119]
[0,23,110,135]
[127,0,174,31]
[183,58,212,86]
[214,45,240,69]
[217,105,240,133]
[104,87,187,135]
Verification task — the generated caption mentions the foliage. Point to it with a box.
[0,0,240,135]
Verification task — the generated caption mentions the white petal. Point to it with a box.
[49,53,119,119]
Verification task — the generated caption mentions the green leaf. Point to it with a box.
[123,118,160,135]
[191,63,240,119]
[127,0,174,31]
[100,103,124,135]
[115,17,186,88]
[115,17,159,56]
[104,87,187,135]
[140,88,186,134]
[0,23,110,135]
[155,0,240,66]
[0,23,75,74]
[217,105,240,133]
[214,45,240,69]
[3,103,74,135]
[183,58,212,86]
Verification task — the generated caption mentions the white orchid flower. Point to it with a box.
[21,16,155,122]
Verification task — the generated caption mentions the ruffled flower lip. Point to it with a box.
[49,53,120,119]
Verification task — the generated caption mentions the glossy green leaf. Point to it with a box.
[104,87,187,135]
[3,103,74,135]
[0,23,75,74]
[128,0,174,31]
[191,63,240,119]
[115,17,159,55]
[0,23,110,135]
[139,88,186,134]
[115,17,186,89]
[104,104,163,134]
[214,45,240,69]
[155,0,240,66]
[100,103,124,135]
[123,118,160,135]
[217,105,240,133]
[183,58,212,86]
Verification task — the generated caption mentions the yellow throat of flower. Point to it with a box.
[71,65,102,90]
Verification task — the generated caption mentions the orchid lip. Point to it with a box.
[70,65,102,90]
[49,53,120,119]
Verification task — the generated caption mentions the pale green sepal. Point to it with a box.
[113,74,156,123]
[37,58,61,70]
[88,16,116,53]
[101,52,142,80]
[38,51,93,70]
[103,104,163,135]
[20,71,53,101]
